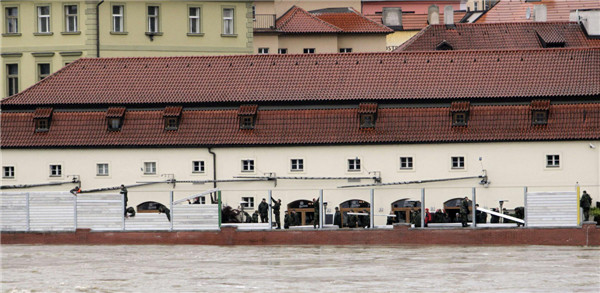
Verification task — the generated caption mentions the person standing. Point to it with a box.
[334,207,342,228]
[284,211,291,229]
[581,191,592,221]
[460,196,470,227]
[258,198,269,223]
[252,210,259,223]
[313,198,319,229]
[272,198,282,229]
[120,184,128,217]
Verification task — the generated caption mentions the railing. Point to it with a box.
[254,14,276,30]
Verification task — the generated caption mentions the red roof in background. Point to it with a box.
[238,104,258,116]
[106,107,126,118]
[365,10,466,30]
[33,108,53,119]
[396,22,600,51]
[276,6,341,33]
[3,48,599,107]
[358,103,378,114]
[450,101,470,112]
[163,106,183,117]
[2,103,598,148]
[531,100,551,111]
[476,0,600,23]
[276,6,392,33]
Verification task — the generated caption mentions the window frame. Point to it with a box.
[164,117,179,130]
[5,6,19,34]
[112,4,124,33]
[546,154,560,168]
[188,6,201,34]
[107,117,122,131]
[96,163,109,176]
[143,161,157,175]
[37,5,51,33]
[303,48,315,54]
[222,7,235,35]
[399,157,413,170]
[241,196,254,208]
[278,48,288,54]
[147,5,160,33]
[64,4,78,33]
[348,158,361,172]
[452,112,468,126]
[3,166,15,179]
[37,63,51,81]
[290,158,304,172]
[532,110,548,125]
[35,118,49,132]
[359,113,375,128]
[258,48,269,54]
[241,159,255,172]
[451,156,465,169]
[6,63,19,96]
[49,164,62,177]
[339,48,352,53]
[192,160,205,173]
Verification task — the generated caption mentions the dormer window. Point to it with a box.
[163,106,182,131]
[531,100,550,125]
[358,103,378,129]
[238,104,258,130]
[106,107,126,131]
[436,40,453,51]
[33,107,53,132]
[450,101,469,126]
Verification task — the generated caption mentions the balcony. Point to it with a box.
[253,14,277,31]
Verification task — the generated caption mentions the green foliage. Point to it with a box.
[589,207,600,217]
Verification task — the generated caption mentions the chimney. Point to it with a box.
[382,7,403,30]
[571,9,600,37]
[428,5,439,25]
[444,6,455,27]
[534,4,547,22]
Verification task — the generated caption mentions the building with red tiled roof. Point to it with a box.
[1,49,598,221]
[471,0,600,23]
[396,22,600,51]
[253,6,392,54]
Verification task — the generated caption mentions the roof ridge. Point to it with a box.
[277,5,343,32]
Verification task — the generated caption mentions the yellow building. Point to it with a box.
[1,0,253,98]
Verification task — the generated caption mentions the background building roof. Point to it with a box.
[276,6,392,33]
[3,48,599,108]
[475,0,600,23]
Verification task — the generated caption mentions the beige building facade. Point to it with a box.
[1,0,253,97]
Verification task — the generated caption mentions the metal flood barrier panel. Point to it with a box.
[77,194,123,231]
[1,192,76,232]
[526,191,578,227]
[172,204,219,230]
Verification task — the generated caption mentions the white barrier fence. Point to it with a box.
[526,191,578,227]
[1,192,219,232]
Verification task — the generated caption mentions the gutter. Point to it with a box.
[96,0,105,57]
[208,148,217,188]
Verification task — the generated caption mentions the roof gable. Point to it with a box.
[276,6,342,33]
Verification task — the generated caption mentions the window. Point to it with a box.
[3,166,15,178]
[50,164,62,177]
[278,48,288,54]
[223,8,234,35]
[451,156,465,169]
[473,2,478,11]
[240,116,254,129]
[252,5,255,20]
[291,159,304,171]
[65,5,78,32]
[242,159,254,172]
[147,6,159,33]
[348,158,361,171]
[241,197,254,208]
[303,48,315,54]
[360,114,375,128]
[193,161,205,173]
[258,48,269,54]
[38,6,50,33]
[452,112,467,126]
[546,155,560,168]
[35,119,49,132]
[38,63,50,81]
[189,7,201,33]
[164,117,178,130]
[532,110,548,125]
[340,48,352,53]
[97,163,109,176]
[112,5,124,32]
[107,118,121,131]
[7,64,18,96]
[144,162,156,174]
[400,157,413,170]
[5,7,18,33]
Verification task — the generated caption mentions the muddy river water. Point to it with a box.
[2,245,599,292]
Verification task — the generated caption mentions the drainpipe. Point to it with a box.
[96,0,105,57]
[208,148,217,188]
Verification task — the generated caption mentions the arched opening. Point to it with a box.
[390,198,421,224]
[443,198,472,223]
[339,199,370,228]
[287,199,314,226]
[137,201,164,213]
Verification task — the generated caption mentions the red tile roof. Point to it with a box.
[238,104,258,116]
[531,100,551,111]
[365,10,466,31]
[3,48,599,107]
[33,108,53,119]
[163,106,182,117]
[450,101,470,112]
[396,22,600,51]
[358,103,378,114]
[476,0,600,23]
[276,6,392,34]
[2,103,598,148]
[106,107,126,118]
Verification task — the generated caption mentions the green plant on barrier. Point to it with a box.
[590,207,600,217]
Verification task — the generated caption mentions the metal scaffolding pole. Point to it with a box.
[370,189,374,229]
[319,189,323,230]
[471,187,476,228]
[421,188,425,229]
[268,190,273,230]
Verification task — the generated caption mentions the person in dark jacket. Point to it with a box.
[272,198,281,229]
[313,198,319,229]
[251,211,259,223]
[258,198,269,223]
[157,204,171,222]
[490,208,500,223]
[120,184,128,217]
[581,191,592,221]
[284,211,291,229]
[386,210,395,225]
[334,207,342,228]
[460,196,470,227]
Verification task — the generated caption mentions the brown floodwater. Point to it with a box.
[2,245,599,292]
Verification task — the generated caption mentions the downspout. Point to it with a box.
[96,0,105,57]
[208,148,217,188]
